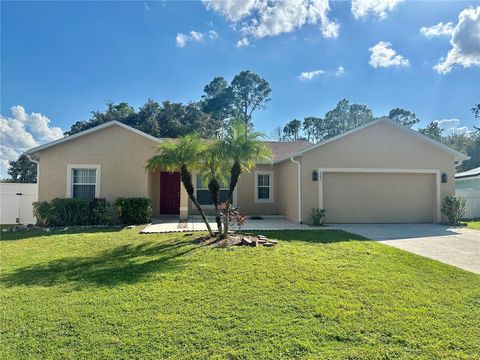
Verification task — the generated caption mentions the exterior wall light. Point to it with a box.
[312,170,318,181]
[441,172,448,183]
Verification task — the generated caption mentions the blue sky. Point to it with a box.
[1,0,479,175]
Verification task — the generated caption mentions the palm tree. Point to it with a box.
[146,134,214,236]
[221,120,272,237]
[199,140,229,233]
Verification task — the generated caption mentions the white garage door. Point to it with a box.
[324,172,435,223]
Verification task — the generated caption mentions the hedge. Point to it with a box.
[115,197,152,225]
[33,198,110,226]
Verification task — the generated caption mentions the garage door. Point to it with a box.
[323,172,435,223]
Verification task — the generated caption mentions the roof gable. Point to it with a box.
[27,121,161,155]
[274,118,468,163]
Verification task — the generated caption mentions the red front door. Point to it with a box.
[160,172,180,214]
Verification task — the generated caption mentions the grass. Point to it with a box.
[1,227,479,359]
[463,219,480,230]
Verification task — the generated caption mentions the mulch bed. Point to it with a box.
[190,232,277,248]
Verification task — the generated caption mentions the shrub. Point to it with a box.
[115,197,152,225]
[33,198,110,226]
[311,208,326,226]
[441,196,466,225]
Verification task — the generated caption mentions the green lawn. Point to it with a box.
[1,228,479,359]
[464,219,480,230]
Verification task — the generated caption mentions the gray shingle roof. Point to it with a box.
[263,141,311,162]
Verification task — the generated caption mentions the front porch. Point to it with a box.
[148,170,189,219]
[140,216,334,233]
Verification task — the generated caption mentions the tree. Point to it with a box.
[146,134,214,236]
[270,126,284,141]
[231,71,271,124]
[283,119,302,141]
[418,121,444,142]
[472,103,480,132]
[65,101,135,136]
[221,120,271,237]
[303,116,327,143]
[7,154,37,183]
[324,99,351,138]
[388,108,420,128]
[200,141,229,232]
[201,77,234,125]
[348,104,374,128]
[443,132,479,171]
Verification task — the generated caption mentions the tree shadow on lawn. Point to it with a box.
[1,238,195,289]
[0,226,126,241]
[243,230,369,244]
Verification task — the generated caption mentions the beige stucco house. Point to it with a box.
[26,118,467,224]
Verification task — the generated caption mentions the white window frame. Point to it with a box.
[193,172,236,209]
[67,164,101,198]
[255,171,274,203]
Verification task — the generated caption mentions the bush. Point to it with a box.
[33,198,110,226]
[311,208,326,226]
[115,197,152,225]
[441,196,466,225]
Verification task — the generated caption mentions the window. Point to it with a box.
[196,175,230,206]
[255,171,273,203]
[67,165,100,198]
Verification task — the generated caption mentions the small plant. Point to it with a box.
[219,201,247,233]
[311,208,326,226]
[115,197,152,225]
[441,196,466,225]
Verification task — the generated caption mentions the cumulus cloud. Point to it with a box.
[420,22,454,37]
[203,0,339,46]
[176,30,219,47]
[236,37,250,48]
[0,106,63,177]
[351,0,403,20]
[334,65,345,76]
[368,41,409,68]
[433,6,480,74]
[434,118,472,136]
[299,69,325,81]
[298,65,344,80]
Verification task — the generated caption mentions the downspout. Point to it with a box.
[290,157,302,223]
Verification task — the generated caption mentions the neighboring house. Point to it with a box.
[455,167,480,219]
[455,167,480,191]
[26,118,467,224]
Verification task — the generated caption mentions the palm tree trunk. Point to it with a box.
[179,165,214,237]
[223,161,241,238]
[208,178,222,233]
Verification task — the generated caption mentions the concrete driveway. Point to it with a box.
[334,224,480,274]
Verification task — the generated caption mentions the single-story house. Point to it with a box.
[455,167,480,191]
[26,117,467,224]
[455,167,480,219]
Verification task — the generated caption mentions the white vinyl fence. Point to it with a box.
[456,189,480,219]
[0,183,37,225]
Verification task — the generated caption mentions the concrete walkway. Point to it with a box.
[141,217,336,233]
[335,223,480,274]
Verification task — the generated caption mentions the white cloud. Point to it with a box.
[420,22,454,37]
[434,6,480,74]
[335,65,345,76]
[298,65,344,80]
[236,37,250,48]
[299,69,325,81]
[203,0,339,46]
[0,106,63,178]
[176,30,219,48]
[352,0,403,20]
[368,41,409,68]
[208,30,219,39]
[434,118,472,136]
